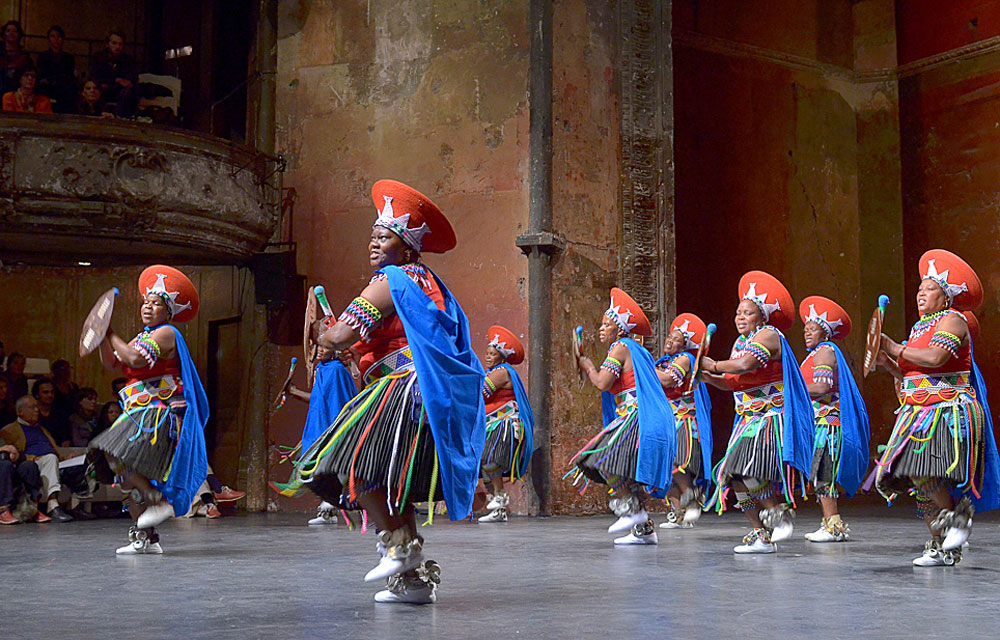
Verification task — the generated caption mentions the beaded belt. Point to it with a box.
[486,400,521,438]
[668,392,696,418]
[363,345,415,385]
[733,382,784,417]
[812,392,839,418]
[614,388,638,416]
[119,375,180,411]
[901,371,973,406]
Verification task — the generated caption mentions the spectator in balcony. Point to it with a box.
[32,377,69,446]
[68,387,99,447]
[0,20,31,94]
[0,396,74,522]
[91,31,137,118]
[2,68,53,113]
[4,353,28,408]
[76,79,113,118]
[0,378,14,427]
[36,25,75,113]
[0,441,43,524]
[51,359,78,422]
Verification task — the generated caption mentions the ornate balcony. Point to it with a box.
[0,113,281,266]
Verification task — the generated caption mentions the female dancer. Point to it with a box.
[700,271,814,553]
[569,288,675,546]
[478,325,534,523]
[874,249,999,566]
[89,266,208,554]
[294,180,486,603]
[655,313,713,529]
[797,296,869,543]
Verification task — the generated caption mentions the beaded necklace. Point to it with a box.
[908,309,951,341]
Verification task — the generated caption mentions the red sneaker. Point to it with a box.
[34,510,52,523]
[205,503,222,519]
[0,509,18,525]
[213,487,245,503]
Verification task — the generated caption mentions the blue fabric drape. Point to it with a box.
[818,341,870,497]
[300,360,357,453]
[498,362,534,478]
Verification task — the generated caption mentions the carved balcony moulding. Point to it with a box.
[0,113,280,266]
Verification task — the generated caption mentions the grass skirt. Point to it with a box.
[88,394,182,484]
[569,403,640,489]
[293,369,441,512]
[809,415,841,488]
[673,414,702,478]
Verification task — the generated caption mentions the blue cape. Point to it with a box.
[818,341,870,497]
[497,362,534,478]
[300,360,357,453]
[967,339,1000,511]
[381,265,487,520]
[154,324,209,516]
[601,337,675,497]
[654,351,714,490]
[777,332,815,477]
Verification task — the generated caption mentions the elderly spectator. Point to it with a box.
[0,396,73,522]
[0,379,14,427]
[0,439,42,524]
[33,377,69,446]
[0,20,31,94]
[90,31,137,118]
[4,353,28,408]
[94,401,122,439]
[2,67,53,113]
[68,387,99,447]
[51,359,79,421]
[76,79,113,118]
[36,25,75,113]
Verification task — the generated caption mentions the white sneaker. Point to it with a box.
[365,546,424,582]
[804,520,849,543]
[136,500,174,529]
[485,492,509,511]
[734,529,776,554]
[913,540,961,567]
[608,509,649,534]
[308,510,337,526]
[116,539,163,555]
[478,508,507,523]
[659,510,692,529]
[760,505,794,542]
[942,518,971,551]
[614,530,658,545]
[374,570,438,604]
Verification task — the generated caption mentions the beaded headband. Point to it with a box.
[374,195,431,253]
[144,272,190,319]
[672,318,698,350]
[804,304,842,340]
[742,281,780,323]
[605,303,636,335]
[923,259,968,307]
[488,333,516,360]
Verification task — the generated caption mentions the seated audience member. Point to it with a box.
[94,401,122,439]
[4,353,28,408]
[0,379,14,426]
[33,377,69,446]
[51,359,79,423]
[68,387,99,447]
[76,79,113,117]
[186,463,245,519]
[0,396,73,522]
[90,31,137,118]
[2,68,53,113]
[0,20,31,94]
[110,376,127,399]
[0,441,42,524]
[36,25,75,113]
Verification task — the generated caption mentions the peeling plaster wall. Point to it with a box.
[273,0,534,512]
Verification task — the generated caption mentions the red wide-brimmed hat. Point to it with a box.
[963,311,980,342]
[919,249,983,311]
[738,270,794,332]
[487,325,525,365]
[799,296,852,340]
[607,287,652,337]
[371,179,456,254]
[138,265,199,323]
[670,313,707,350]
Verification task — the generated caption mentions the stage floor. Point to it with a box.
[4,506,998,639]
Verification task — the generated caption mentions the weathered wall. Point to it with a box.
[274,0,533,512]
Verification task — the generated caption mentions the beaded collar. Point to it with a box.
[732,324,780,357]
[908,309,954,341]
[608,339,626,354]
[655,351,688,368]
[370,262,432,289]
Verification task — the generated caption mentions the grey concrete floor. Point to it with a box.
[3,505,999,640]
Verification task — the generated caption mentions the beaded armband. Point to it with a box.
[482,376,497,399]
[928,331,961,358]
[744,341,771,367]
[133,332,161,368]
[338,296,383,341]
[665,360,686,385]
[601,356,623,379]
[812,364,834,386]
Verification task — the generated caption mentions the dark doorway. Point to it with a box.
[207,315,242,485]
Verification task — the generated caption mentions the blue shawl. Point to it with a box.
[381,265,486,520]
[818,341,870,497]
[601,337,675,497]
[776,332,815,477]
[654,351,714,490]
[300,360,357,453]
[153,324,209,516]
[496,362,534,478]
[967,339,1000,511]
